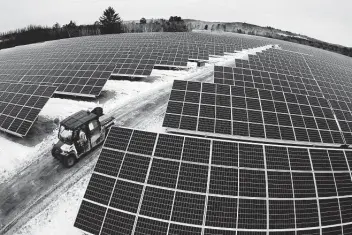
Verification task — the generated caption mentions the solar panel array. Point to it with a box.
[0,32,270,98]
[73,32,352,235]
[75,126,352,234]
[0,82,56,137]
[0,32,273,136]
[214,46,352,145]
[163,80,344,146]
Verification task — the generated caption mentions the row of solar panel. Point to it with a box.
[0,82,56,136]
[94,151,352,199]
[163,80,347,145]
[245,49,352,107]
[76,197,351,234]
[214,65,352,144]
[214,66,322,97]
[75,126,352,234]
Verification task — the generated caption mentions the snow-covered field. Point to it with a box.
[1,46,271,235]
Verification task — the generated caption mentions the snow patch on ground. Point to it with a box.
[13,174,90,235]
[278,32,308,40]
[0,139,32,183]
[0,132,58,184]
[220,45,272,67]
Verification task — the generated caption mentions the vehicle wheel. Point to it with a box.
[51,148,60,158]
[63,155,76,168]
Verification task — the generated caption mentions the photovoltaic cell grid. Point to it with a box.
[163,80,344,145]
[18,63,114,97]
[0,82,56,137]
[0,32,271,88]
[247,48,313,77]
[155,48,190,68]
[221,46,352,144]
[214,66,323,98]
[305,58,352,144]
[0,61,114,97]
[111,54,156,78]
[75,126,352,234]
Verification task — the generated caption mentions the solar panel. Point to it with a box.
[0,82,56,137]
[214,65,322,97]
[154,47,190,68]
[75,126,352,234]
[163,80,345,146]
[111,54,156,79]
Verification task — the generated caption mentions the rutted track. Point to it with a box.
[0,69,213,235]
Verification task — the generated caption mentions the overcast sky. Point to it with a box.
[0,0,351,47]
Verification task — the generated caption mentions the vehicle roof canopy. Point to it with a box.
[61,110,98,130]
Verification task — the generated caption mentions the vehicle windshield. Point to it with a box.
[59,125,73,144]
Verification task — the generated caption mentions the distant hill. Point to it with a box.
[185,19,309,38]
[184,19,352,57]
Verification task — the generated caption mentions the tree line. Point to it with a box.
[1,7,351,58]
[0,7,188,50]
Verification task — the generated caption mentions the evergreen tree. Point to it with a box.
[99,7,123,34]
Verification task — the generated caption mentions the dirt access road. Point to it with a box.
[0,69,214,235]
